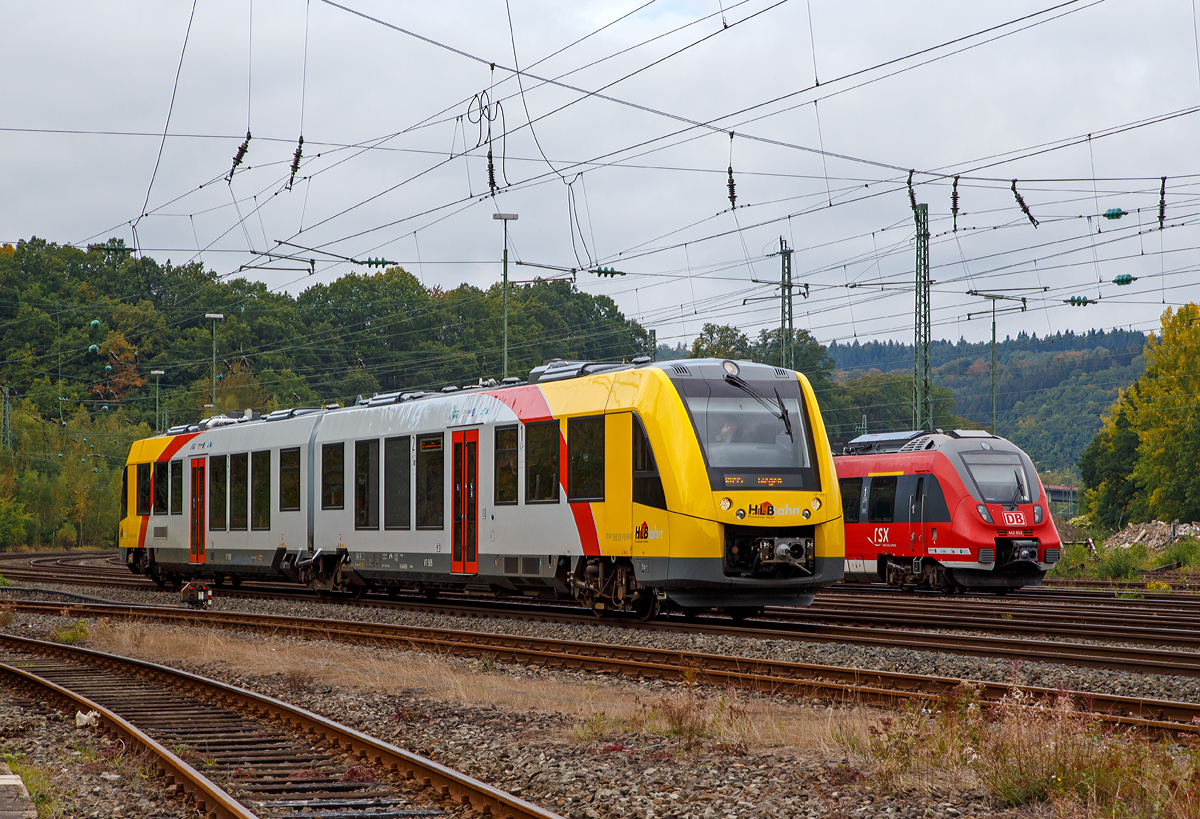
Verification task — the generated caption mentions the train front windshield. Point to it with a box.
[674,374,820,490]
[960,452,1032,504]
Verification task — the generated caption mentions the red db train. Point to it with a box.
[834,430,1061,594]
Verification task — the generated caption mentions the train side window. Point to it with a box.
[839,477,863,524]
[384,436,411,530]
[279,448,301,511]
[525,421,560,503]
[632,415,667,510]
[136,463,152,516]
[322,443,345,510]
[230,453,249,530]
[416,434,444,529]
[251,450,270,530]
[355,439,380,530]
[209,454,227,530]
[494,425,518,505]
[170,460,183,515]
[121,467,129,520]
[867,476,898,523]
[153,461,168,515]
[568,416,605,502]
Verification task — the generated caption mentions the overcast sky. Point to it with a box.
[4,0,1200,358]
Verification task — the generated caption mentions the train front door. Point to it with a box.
[451,429,479,574]
[190,458,205,564]
[907,476,928,557]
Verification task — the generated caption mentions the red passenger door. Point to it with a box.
[908,476,929,557]
[190,458,206,564]
[451,430,479,574]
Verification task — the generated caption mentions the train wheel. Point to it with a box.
[633,596,660,621]
[230,577,242,588]
[994,587,1012,596]
[680,607,702,619]
[424,589,440,601]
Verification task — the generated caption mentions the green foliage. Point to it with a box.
[1081,304,1200,527]
[1158,536,1200,569]
[1096,543,1147,580]
[51,619,89,644]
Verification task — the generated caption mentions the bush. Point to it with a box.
[1159,536,1200,569]
[53,522,76,549]
[1097,543,1147,580]
[52,619,89,644]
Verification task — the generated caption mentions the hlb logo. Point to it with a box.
[1002,511,1026,526]
[748,501,775,517]
[634,522,663,541]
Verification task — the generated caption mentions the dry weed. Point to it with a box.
[93,622,868,753]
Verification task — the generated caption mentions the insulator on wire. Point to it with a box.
[488,148,497,195]
[907,170,917,213]
[727,165,736,209]
[951,176,960,232]
[227,131,251,182]
[287,135,304,191]
[1158,176,1167,230]
[1011,180,1038,228]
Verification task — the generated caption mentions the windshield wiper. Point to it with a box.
[723,374,793,441]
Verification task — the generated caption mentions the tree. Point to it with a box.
[688,324,752,360]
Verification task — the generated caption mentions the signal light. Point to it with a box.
[1103,208,1127,220]
[1113,274,1136,286]
[1065,296,1093,306]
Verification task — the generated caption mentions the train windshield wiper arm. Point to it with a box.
[723,374,792,440]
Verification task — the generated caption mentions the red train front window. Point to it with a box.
[960,452,1031,505]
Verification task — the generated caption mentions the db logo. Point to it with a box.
[1003,511,1026,526]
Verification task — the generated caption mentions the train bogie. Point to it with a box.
[835,430,1061,594]
[118,359,845,614]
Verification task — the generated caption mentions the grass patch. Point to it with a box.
[1097,543,1147,580]
[839,684,1200,816]
[50,619,89,644]
[0,573,11,587]
[2,753,59,818]
[1158,536,1200,569]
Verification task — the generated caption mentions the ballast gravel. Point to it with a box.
[4,581,1199,819]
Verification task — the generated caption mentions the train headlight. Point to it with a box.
[1033,504,1043,524]
[802,509,811,520]
[810,498,821,511]
[976,504,994,524]
[720,497,732,511]
[722,360,740,377]
[736,509,746,520]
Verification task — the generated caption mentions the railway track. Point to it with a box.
[0,631,564,819]
[11,553,1200,677]
[5,600,1200,736]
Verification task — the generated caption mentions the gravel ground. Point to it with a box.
[3,581,1197,818]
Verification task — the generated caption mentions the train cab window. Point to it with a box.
[170,460,183,515]
[632,415,667,510]
[494,426,518,505]
[153,461,168,515]
[416,434,444,529]
[230,453,249,531]
[322,443,345,510]
[120,467,128,520]
[568,416,605,502]
[384,436,411,530]
[839,477,863,524]
[355,439,380,530]
[251,450,270,530]
[867,476,898,523]
[209,455,227,530]
[136,463,152,516]
[279,448,301,512]
[525,421,560,503]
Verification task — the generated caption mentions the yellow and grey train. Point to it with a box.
[118,358,844,617]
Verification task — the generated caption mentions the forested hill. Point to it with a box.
[829,330,1147,475]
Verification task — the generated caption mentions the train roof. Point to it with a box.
[839,428,998,456]
[162,357,805,437]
